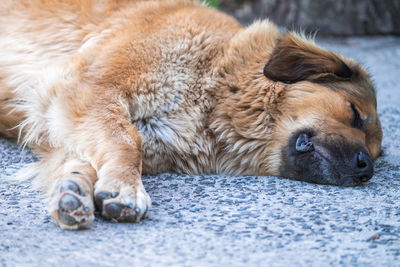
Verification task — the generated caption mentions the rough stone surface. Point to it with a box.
[1,36,400,266]
[220,0,400,36]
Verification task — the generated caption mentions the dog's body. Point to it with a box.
[0,0,382,229]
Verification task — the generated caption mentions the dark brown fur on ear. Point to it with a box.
[264,34,353,83]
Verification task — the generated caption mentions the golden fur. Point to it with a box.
[0,0,382,229]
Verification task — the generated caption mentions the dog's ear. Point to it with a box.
[263,34,352,83]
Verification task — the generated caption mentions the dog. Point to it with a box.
[0,0,382,230]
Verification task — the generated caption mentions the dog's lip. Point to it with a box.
[291,145,340,183]
[305,146,362,186]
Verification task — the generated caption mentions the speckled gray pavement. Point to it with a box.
[1,36,400,266]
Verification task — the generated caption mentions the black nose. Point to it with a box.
[353,151,374,183]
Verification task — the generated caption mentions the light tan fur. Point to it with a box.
[0,0,382,229]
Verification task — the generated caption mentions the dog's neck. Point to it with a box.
[201,23,286,175]
[207,68,285,176]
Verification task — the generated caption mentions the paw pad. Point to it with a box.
[59,193,81,210]
[94,191,119,213]
[50,179,94,230]
[95,191,147,222]
[59,180,84,196]
[105,203,124,219]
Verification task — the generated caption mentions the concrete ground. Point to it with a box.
[1,36,399,266]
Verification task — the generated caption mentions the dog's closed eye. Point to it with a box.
[351,103,363,129]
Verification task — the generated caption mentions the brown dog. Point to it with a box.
[0,0,382,229]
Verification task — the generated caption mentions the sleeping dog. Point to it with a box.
[0,0,382,229]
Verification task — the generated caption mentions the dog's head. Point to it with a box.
[218,21,382,186]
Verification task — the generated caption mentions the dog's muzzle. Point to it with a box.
[280,131,375,186]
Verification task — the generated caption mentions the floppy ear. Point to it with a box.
[263,34,352,83]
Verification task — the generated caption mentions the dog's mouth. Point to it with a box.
[280,130,374,186]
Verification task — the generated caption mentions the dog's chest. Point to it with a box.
[129,62,217,174]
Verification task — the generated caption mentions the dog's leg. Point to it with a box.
[59,98,150,223]
[28,91,150,224]
[89,122,150,223]
[36,150,97,230]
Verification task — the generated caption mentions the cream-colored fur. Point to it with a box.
[0,0,381,229]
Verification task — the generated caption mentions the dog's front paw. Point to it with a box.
[94,182,150,222]
[49,180,94,230]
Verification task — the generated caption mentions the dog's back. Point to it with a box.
[0,0,239,145]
